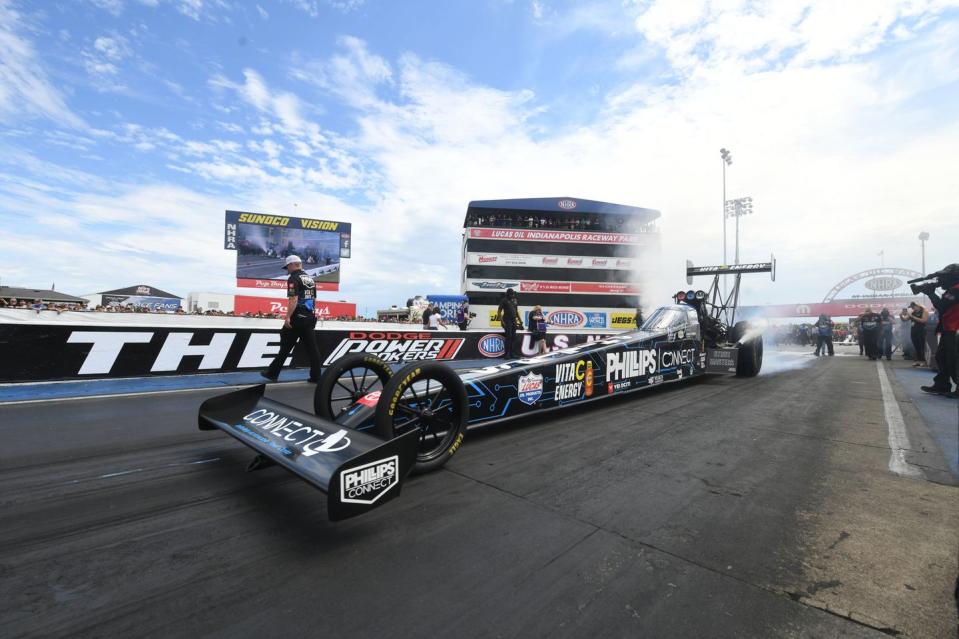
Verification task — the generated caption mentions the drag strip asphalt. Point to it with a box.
[0,350,956,638]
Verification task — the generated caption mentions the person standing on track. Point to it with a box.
[261,255,322,383]
[921,265,959,397]
[495,288,521,359]
[813,314,834,356]
[877,308,894,361]
[859,309,881,360]
[904,302,929,366]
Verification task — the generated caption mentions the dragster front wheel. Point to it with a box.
[374,362,468,473]
[315,353,393,420]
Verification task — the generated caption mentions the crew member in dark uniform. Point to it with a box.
[921,264,959,397]
[635,307,644,330]
[859,309,881,360]
[261,255,322,382]
[813,314,834,356]
[495,288,521,359]
[877,308,894,360]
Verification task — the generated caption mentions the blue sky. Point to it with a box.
[1,0,958,313]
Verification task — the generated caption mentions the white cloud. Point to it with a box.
[83,34,133,77]
[292,35,392,108]
[0,0,85,128]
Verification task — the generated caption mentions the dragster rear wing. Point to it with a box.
[685,257,776,284]
[684,255,776,329]
[198,385,419,521]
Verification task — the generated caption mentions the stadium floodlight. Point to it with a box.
[918,231,929,273]
[724,196,754,264]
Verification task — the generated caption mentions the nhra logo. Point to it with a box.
[557,199,577,210]
[518,372,544,405]
[324,332,465,364]
[340,456,398,505]
[478,334,506,358]
[547,310,585,327]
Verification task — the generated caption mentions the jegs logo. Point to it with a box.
[340,456,398,504]
[324,332,465,365]
[518,372,544,405]
[547,309,585,327]
[478,334,506,358]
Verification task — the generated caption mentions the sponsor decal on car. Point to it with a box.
[585,312,607,328]
[324,332,466,364]
[606,349,657,381]
[607,379,632,393]
[240,408,352,457]
[547,309,585,327]
[647,375,664,385]
[518,372,544,405]
[554,359,587,401]
[478,334,506,358]
[356,390,381,406]
[340,456,399,504]
[659,347,696,369]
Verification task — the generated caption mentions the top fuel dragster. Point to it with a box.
[198,260,774,520]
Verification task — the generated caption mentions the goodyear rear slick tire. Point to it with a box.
[315,354,393,420]
[374,362,468,474]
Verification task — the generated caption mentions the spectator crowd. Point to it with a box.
[464,212,655,233]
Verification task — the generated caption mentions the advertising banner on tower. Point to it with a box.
[224,211,352,290]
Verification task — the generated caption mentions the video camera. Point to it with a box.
[907,263,959,295]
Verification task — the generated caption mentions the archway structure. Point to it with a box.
[821,267,922,302]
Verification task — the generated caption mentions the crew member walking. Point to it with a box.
[261,255,322,382]
[495,289,521,359]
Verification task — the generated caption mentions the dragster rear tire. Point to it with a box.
[315,353,393,420]
[729,321,763,377]
[375,362,468,474]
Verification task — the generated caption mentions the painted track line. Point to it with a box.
[875,360,924,479]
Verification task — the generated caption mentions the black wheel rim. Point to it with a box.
[391,376,460,462]
[329,366,386,417]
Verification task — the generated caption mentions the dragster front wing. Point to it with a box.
[198,385,419,521]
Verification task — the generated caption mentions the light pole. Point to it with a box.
[720,148,732,265]
[918,231,929,274]
[724,196,753,264]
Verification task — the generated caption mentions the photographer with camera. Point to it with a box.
[911,264,959,397]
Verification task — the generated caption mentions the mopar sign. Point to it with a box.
[478,334,506,358]
[547,310,585,328]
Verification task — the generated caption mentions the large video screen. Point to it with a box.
[224,211,351,290]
